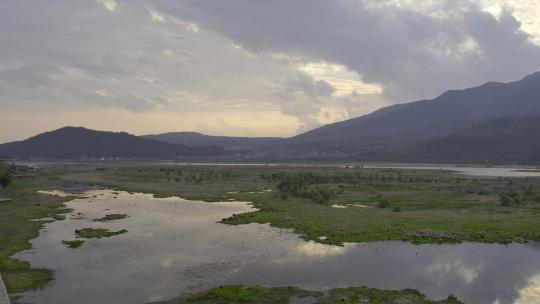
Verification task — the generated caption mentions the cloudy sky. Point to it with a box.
[1,0,540,143]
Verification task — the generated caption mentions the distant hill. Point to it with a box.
[0,127,226,160]
[143,132,280,150]
[263,71,540,160]
[3,70,540,164]
[411,116,540,164]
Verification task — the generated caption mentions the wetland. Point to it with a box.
[3,163,540,303]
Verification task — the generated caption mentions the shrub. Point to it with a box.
[500,192,521,207]
[276,174,342,204]
[500,195,511,207]
[377,199,389,209]
[0,161,13,187]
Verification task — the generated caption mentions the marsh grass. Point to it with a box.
[153,285,463,304]
[62,240,84,248]
[93,213,129,222]
[75,228,128,239]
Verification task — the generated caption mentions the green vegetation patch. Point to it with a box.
[185,285,319,304]
[62,240,85,248]
[0,161,14,188]
[154,285,462,304]
[75,228,128,239]
[0,165,73,293]
[322,287,461,304]
[93,213,129,222]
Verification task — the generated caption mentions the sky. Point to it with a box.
[1,0,540,143]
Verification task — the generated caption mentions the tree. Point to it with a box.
[0,161,12,187]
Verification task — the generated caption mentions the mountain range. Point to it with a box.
[142,132,280,151]
[269,71,540,159]
[0,127,225,160]
[414,115,540,164]
[1,71,540,164]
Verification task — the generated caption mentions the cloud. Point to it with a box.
[1,0,540,142]
[147,7,167,23]
[152,0,540,101]
[285,73,335,98]
[1,1,274,114]
[275,72,387,132]
[0,64,59,88]
[514,274,540,304]
[298,62,383,97]
[170,17,199,33]
[161,49,174,57]
[295,241,346,257]
[96,0,117,12]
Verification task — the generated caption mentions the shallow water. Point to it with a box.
[363,165,540,177]
[15,190,540,304]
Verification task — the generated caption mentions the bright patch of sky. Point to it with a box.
[298,63,383,97]
[478,0,540,45]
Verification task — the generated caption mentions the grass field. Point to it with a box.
[58,163,540,245]
[153,284,463,304]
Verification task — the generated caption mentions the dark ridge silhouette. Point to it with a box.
[142,132,281,151]
[0,127,226,160]
[411,115,540,164]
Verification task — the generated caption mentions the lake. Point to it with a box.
[14,190,540,304]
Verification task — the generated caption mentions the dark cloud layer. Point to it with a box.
[153,0,540,101]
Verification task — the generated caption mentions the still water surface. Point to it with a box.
[15,190,540,304]
[363,164,540,177]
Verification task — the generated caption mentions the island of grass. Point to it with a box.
[51,214,66,220]
[93,213,129,222]
[60,164,540,245]
[75,228,128,239]
[62,240,85,248]
[153,285,463,304]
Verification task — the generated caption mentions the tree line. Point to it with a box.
[262,171,453,185]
